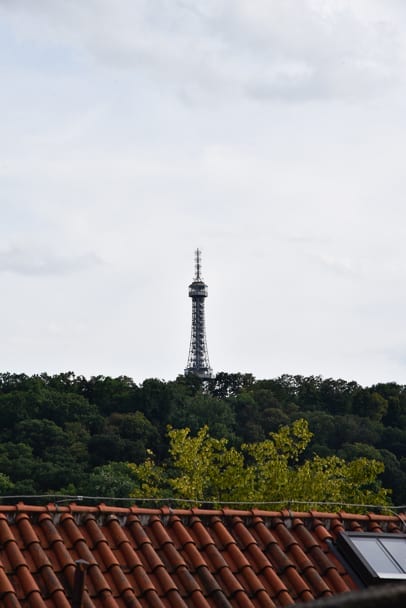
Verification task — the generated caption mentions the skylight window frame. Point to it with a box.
[336,531,406,586]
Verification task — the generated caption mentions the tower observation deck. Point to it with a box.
[185,249,213,379]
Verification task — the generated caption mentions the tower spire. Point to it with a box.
[185,249,212,379]
[195,248,202,280]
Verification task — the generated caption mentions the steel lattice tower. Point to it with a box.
[185,249,212,379]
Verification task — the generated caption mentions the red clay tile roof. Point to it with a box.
[0,503,404,608]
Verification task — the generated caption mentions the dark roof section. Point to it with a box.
[0,503,405,607]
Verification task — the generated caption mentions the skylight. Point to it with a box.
[336,532,406,585]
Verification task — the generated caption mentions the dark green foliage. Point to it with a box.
[169,394,236,441]
[82,462,138,498]
[107,412,159,444]
[87,433,128,467]
[378,426,406,459]
[378,450,406,505]
[207,372,255,399]
[83,375,140,416]
[137,378,176,426]
[0,442,36,482]
[14,419,68,458]
[318,378,359,415]
[302,412,337,445]
[232,393,265,442]
[352,390,388,421]
[0,371,405,504]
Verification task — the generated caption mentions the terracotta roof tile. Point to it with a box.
[84,515,141,607]
[169,515,235,608]
[273,520,332,599]
[252,517,315,603]
[127,514,189,608]
[231,517,294,607]
[210,516,276,608]
[190,516,253,604]
[15,513,70,608]
[148,516,210,608]
[0,513,49,608]
[291,519,349,595]
[105,517,165,608]
[0,504,405,607]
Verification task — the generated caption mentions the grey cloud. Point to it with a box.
[0,247,102,277]
[1,1,403,102]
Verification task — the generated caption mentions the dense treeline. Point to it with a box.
[0,371,405,504]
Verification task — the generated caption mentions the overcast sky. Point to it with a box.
[1,1,406,386]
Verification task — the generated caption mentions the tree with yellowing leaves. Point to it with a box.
[128,419,390,510]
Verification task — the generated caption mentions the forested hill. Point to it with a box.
[0,371,405,504]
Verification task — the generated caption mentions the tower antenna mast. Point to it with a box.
[185,249,212,379]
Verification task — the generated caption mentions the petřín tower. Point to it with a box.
[185,249,212,379]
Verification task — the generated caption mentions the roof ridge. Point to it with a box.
[0,502,404,521]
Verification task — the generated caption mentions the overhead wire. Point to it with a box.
[0,494,405,512]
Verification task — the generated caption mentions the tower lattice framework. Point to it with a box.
[185,249,212,379]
